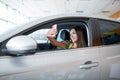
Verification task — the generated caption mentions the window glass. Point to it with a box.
[28,29,50,44]
[99,20,120,45]
[0,2,7,19]
[0,20,16,35]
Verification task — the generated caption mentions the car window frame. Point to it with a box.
[0,17,92,56]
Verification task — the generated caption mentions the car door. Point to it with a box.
[0,48,100,80]
[0,18,101,80]
[96,19,120,80]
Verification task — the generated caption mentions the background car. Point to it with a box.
[0,14,120,80]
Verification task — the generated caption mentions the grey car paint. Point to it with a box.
[0,14,120,80]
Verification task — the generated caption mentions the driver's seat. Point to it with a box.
[56,29,70,50]
[60,29,70,42]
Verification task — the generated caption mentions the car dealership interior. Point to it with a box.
[0,0,120,80]
[0,0,120,34]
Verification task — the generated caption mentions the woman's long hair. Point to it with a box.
[71,26,87,48]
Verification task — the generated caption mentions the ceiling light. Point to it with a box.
[79,0,91,1]
[101,11,110,13]
[76,10,84,13]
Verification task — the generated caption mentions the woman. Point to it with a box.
[47,24,87,49]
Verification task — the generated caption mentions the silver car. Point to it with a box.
[0,14,120,80]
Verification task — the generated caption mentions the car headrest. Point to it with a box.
[60,29,70,41]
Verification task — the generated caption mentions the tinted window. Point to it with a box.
[98,20,120,45]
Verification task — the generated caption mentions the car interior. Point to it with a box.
[36,22,88,52]
[92,20,120,46]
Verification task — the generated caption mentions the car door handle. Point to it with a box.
[80,61,99,69]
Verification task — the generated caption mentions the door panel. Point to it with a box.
[99,45,120,80]
[97,19,120,80]
[0,47,100,80]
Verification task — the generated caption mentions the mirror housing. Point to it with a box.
[5,36,37,56]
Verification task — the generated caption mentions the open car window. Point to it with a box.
[27,22,88,52]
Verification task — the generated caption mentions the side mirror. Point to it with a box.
[5,36,37,56]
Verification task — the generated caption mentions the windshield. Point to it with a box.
[0,25,17,36]
[0,23,24,43]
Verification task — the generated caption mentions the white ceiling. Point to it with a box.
[0,0,120,19]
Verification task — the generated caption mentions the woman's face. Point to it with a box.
[70,28,78,43]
